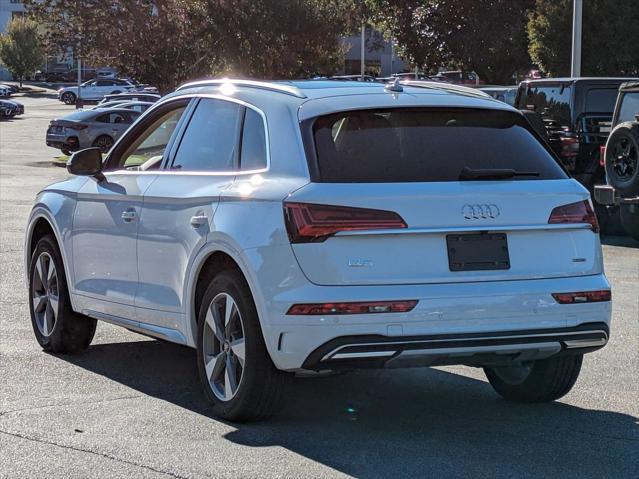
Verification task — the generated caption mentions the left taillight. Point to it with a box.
[283,202,407,243]
[548,200,599,233]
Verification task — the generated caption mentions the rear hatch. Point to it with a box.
[287,107,601,286]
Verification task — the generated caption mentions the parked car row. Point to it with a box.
[57,79,159,105]
[46,92,160,155]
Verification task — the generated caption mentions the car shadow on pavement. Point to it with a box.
[60,339,639,478]
[601,234,639,248]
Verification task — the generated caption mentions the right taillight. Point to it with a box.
[548,200,599,233]
[599,145,606,167]
[284,202,407,243]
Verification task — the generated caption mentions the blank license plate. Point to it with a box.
[447,233,510,271]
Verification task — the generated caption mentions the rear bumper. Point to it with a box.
[301,322,609,370]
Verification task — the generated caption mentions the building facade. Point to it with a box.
[341,28,407,77]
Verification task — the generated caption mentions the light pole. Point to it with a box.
[74,30,84,109]
[360,24,365,80]
[571,0,582,77]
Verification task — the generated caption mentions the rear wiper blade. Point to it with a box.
[459,167,540,180]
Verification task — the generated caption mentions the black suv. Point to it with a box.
[595,81,639,240]
[515,78,638,194]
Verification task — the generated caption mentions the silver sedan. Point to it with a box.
[46,108,141,155]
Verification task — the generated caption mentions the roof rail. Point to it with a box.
[176,78,307,98]
[400,80,491,99]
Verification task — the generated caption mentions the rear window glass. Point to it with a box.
[585,88,619,112]
[517,84,571,126]
[618,92,639,123]
[311,108,567,183]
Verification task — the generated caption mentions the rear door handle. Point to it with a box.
[190,214,208,228]
[121,209,136,222]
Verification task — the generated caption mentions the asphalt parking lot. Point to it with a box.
[1,93,638,479]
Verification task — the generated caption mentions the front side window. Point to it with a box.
[311,108,567,183]
[171,99,242,171]
[108,104,187,170]
[618,92,639,123]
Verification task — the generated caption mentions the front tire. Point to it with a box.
[196,270,289,421]
[61,92,76,105]
[484,354,583,403]
[29,235,96,353]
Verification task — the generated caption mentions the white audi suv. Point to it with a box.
[25,79,612,420]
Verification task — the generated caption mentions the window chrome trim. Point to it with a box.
[160,93,271,175]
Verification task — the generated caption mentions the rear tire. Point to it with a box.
[196,269,289,421]
[61,92,76,105]
[620,204,639,241]
[28,234,96,353]
[484,354,583,403]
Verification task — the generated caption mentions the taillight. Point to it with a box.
[287,300,418,315]
[284,202,407,243]
[560,133,580,158]
[548,200,599,233]
[67,124,88,130]
[599,145,606,167]
[552,290,611,304]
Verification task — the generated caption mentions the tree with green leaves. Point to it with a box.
[26,0,360,92]
[528,0,639,77]
[0,17,43,87]
[25,0,218,93]
[368,0,535,84]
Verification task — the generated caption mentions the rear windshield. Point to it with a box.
[310,108,567,183]
[618,92,639,123]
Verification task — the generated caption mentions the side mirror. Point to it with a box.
[67,148,104,180]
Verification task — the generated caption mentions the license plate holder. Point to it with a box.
[447,233,510,271]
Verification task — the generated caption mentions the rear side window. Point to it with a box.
[518,84,571,126]
[172,98,242,171]
[240,108,267,170]
[618,92,639,123]
[585,88,619,112]
[311,108,567,183]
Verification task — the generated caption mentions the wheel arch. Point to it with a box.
[24,210,73,298]
[185,243,269,351]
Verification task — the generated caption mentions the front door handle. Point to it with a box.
[121,209,136,222]
[190,214,208,228]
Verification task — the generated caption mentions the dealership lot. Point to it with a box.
[1,95,638,478]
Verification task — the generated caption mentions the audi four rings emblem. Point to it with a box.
[461,204,500,219]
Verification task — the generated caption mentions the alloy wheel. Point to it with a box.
[202,292,246,401]
[31,252,59,337]
[612,137,637,181]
